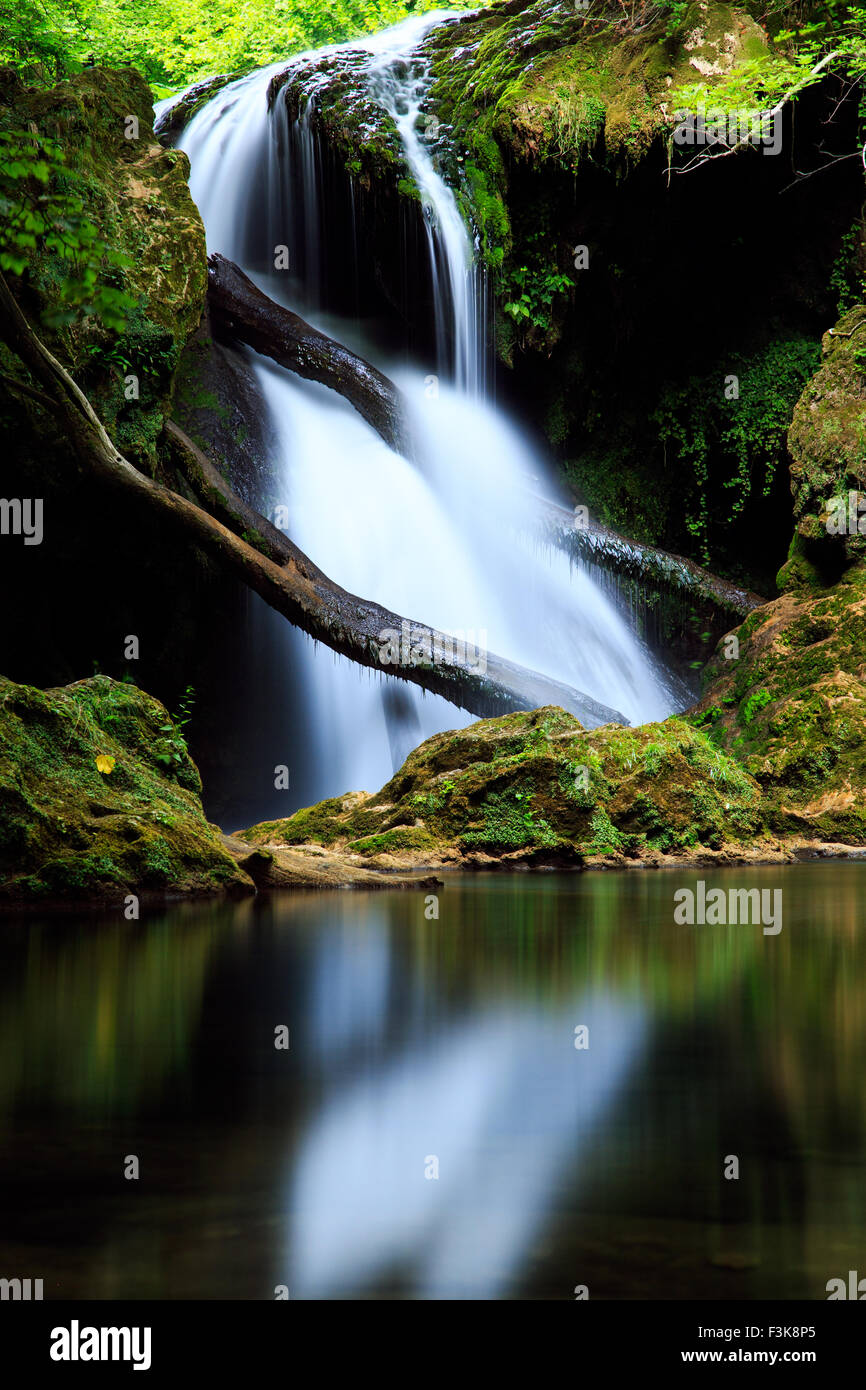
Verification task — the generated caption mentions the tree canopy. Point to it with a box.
[0,0,480,94]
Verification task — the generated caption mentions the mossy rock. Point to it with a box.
[782,306,866,582]
[154,72,239,143]
[0,674,253,904]
[239,704,765,866]
[274,52,409,192]
[424,0,771,273]
[696,561,866,842]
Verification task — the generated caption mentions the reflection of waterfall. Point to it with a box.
[160,14,681,817]
[290,940,644,1298]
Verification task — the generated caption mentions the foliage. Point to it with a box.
[154,684,195,776]
[652,337,821,564]
[740,686,773,724]
[671,2,866,124]
[0,0,485,92]
[830,219,866,315]
[0,0,73,83]
[503,262,575,331]
[0,128,136,329]
[459,785,560,850]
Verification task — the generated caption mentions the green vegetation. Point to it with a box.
[0,64,207,471]
[0,0,485,94]
[697,560,866,842]
[239,706,765,865]
[651,338,820,564]
[0,125,136,329]
[0,674,252,901]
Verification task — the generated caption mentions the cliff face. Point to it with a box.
[782,305,866,585]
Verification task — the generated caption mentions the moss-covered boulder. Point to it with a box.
[272,52,410,192]
[238,704,766,868]
[779,305,866,586]
[695,560,866,842]
[0,675,253,904]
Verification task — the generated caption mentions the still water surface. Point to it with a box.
[0,864,863,1299]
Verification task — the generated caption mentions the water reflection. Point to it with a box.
[0,864,863,1299]
[289,991,644,1298]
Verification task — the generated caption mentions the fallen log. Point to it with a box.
[528,493,766,619]
[164,420,627,726]
[207,252,409,456]
[0,273,627,729]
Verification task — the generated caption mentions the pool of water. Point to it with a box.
[0,863,863,1299]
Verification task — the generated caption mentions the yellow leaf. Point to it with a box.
[96,755,115,775]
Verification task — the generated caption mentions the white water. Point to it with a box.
[161,13,679,815]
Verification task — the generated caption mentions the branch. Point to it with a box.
[0,370,60,411]
[0,273,627,728]
[827,316,866,341]
[207,253,410,456]
[669,49,848,178]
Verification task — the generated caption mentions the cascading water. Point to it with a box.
[161,13,681,819]
[365,34,488,396]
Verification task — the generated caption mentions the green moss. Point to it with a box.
[0,674,252,903]
[698,555,866,842]
[740,687,772,725]
[239,706,765,866]
[785,307,866,576]
[460,783,560,851]
[348,826,435,856]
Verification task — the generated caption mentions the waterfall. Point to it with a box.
[160,13,682,820]
[365,29,487,396]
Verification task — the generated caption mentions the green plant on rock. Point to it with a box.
[503,262,575,331]
[652,337,820,563]
[740,686,773,725]
[830,220,866,315]
[0,128,137,330]
[585,809,632,855]
[154,685,195,777]
[461,785,559,851]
